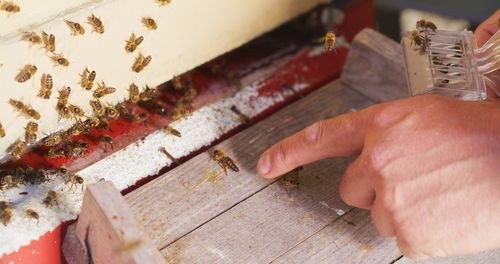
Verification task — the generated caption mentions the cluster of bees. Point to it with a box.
[0,166,85,226]
[409,19,438,54]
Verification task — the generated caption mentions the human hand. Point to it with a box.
[257,95,500,259]
[474,9,499,48]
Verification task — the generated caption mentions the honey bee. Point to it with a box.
[409,30,430,53]
[0,1,20,14]
[132,53,152,73]
[79,68,96,90]
[93,82,116,98]
[22,32,42,46]
[25,121,38,144]
[156,0,171,6]
[125,33,144,53]
[57,86,71,101]
[172,104,192,121]
[87,13,104,34]
[9,99,40,120]
[139,86,158,102]
[172,76,184,90]
[38,73,53,99]
[64,20,85,36]
[98,118,111,131]
[68,104,85,118]
[280,166,302,195]
[141,17,157,30]
[56,104,72,121]
[212,150,239,175]
[84,116,101,129]
[42,190,59,208]
[416,19,437,32]
[74,140,89,149]
[163,125,181,137]
[41,31,56,53]
[0,175,24,189]
[0,203,13,226]
[230,105,252,126]
[42,133,62,147]
[323,31,336,52]
[8,139,27,161]
[50,53,70,67]
[105,106,119,120]
[89,99,105,116]
[128,83,140,103]
[66,174,84,191]
[15,64,37,83]
[0,122,5,138]
[133,112,149,125]
[47,147,70,159]
[26,209,39,223]
[100,134,113,151]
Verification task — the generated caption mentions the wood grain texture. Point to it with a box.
[395,250,500,264]
[341,28,408,103]
[160,157,353,263]
[272,209,401,264]
[70,181,165,264]
[124,80,375,251]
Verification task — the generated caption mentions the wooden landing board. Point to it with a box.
[124,80,375,247]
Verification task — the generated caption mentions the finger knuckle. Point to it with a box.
[371,105,404,129]
[306,119,328,146]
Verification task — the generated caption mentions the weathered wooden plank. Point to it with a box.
[160,158,354,263]
[64,181,165,264]
[395,250,500,264]
[341,28,408,103]
[124,80,376,250]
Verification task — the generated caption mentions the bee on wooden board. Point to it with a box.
[0,204,13,226]
[416,19,437,32]
[68,119,89,136]
[171,104,192,121]
[156,0,171,6]
[25,121,38,144]
[74,140,89,149]
[26,209,39,223]
[42,133,62,147]
[0,1,20,14]
[132,53,152,73]
[163,125,181,137]
[212,149,239,175]
[38,73,53,99]
[0,121,5,138]
[129,83,140,103]
[7,139,27,161]
[133,112,149,125]
[0,175,25,189]
[64,20,85,36]
[41,31,56,53]
[50,53,70,67]
[142,17,157,30]
[47,147,70,159]
[15,64,37,83]
[89,99,105,116]
[93,82,116,98]
[280,166,303,196]
[42,190,59,208]
[87,13,104,34]
[125,33,144,53]
[79,68,96,90]
[22,32,42,46]
[8,99,41,120]
[66,173,84,191]
[323,30,336,52]
[139,86,158,102]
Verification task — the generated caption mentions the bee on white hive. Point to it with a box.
[64,20,85,36]
[87,13,105,34]
[15,64,37,83]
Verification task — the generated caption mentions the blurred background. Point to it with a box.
[372,0,499,41]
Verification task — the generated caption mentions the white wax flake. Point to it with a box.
[0,78,310,257]
[333,208,346,216]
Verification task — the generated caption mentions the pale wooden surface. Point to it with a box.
[64,181,165,264]
[341,28,408,103]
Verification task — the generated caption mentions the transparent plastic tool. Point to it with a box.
[401,29,500,101]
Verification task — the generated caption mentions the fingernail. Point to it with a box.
[257,153,271,176]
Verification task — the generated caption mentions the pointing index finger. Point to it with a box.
[256,107,376,178]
